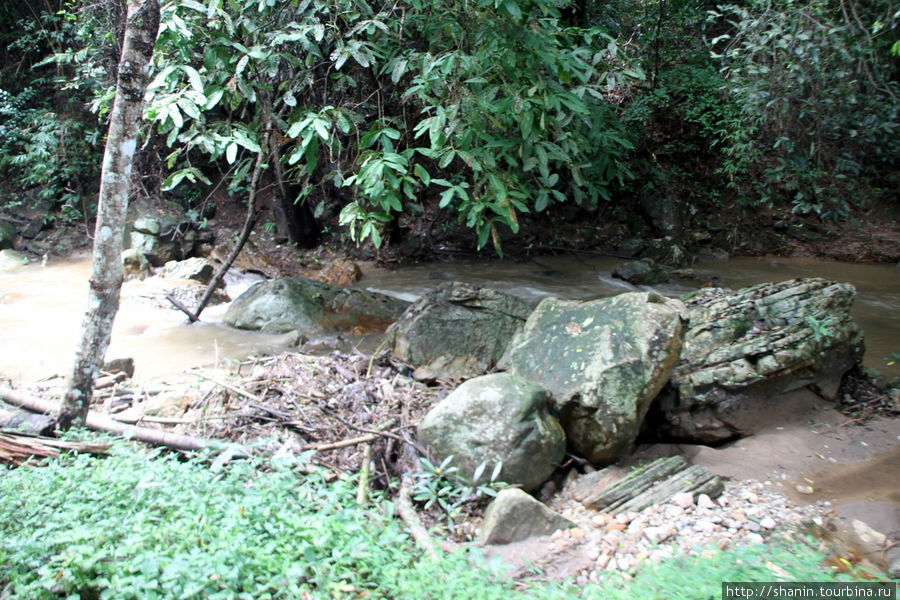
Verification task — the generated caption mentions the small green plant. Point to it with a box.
[412,455,505,530]
[806,315,834,342]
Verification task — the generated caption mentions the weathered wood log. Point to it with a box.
[0,431,111,467]
[582,455,688,510]
[0,407,56,435]
[612,464,724,515]
[1,386,229,453]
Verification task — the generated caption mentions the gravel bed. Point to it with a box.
[548,479,834,585]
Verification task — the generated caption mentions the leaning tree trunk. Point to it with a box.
[58,0,160,430]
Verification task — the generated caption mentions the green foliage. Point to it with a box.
[412,455,505,531]
[0,441,517,599]
[0,440,859,599]
[0,86,102,220]
[145,0,640,254]
[710,0,900,218]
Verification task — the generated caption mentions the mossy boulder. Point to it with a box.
[500,292,685,465]
[389,281,534,380]
[418,373,566,491]
[224,277,408,334]
[650,278,865,442]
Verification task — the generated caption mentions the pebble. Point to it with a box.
[672,492,694,508]
[550,478,833,581]
[697,494,716,509]
[643,524,675,544]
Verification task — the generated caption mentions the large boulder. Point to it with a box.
[500,292,685,465]
[224,276,408,334]
[417,373,566,491]
[389,281,534,380]
[649,278,864,442]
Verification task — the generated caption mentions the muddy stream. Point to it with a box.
[1,254,898,383]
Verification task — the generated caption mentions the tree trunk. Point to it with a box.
[58,0,160,430]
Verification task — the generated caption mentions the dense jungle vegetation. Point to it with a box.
[0,0,898,255]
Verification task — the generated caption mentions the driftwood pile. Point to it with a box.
[1,350,452,554]
[172,351,442,478]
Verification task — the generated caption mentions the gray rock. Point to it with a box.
[500,292,685,464]
[418,373,566,491]
[224,277,408,334]
[0,249,28,272]
[888,541,900,578]
[159,257,215,283]
[0,221,15,250]
[643,524,675,545]
[641,237,690,267]
[389,281,533,380]
[651,278,865,442]
[482,488,575,544]
[126,211,197,265]
[613,258,670,285]
[122,248,151,280]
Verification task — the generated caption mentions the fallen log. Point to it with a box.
[0,407,55,435]
[0,386,230,453]
[0,431,111,467]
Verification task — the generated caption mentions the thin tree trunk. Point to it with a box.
[190,131,270,321]
[58,0,160,430]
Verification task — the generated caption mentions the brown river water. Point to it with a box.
[1,254,898,384]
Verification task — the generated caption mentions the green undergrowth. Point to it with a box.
[0,439,862,599]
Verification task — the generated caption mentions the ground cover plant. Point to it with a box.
[0,439,867,599]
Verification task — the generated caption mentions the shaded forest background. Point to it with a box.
[1,0,897,260]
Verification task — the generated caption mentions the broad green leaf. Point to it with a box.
[182,66,204,94]
[225,141,238,164]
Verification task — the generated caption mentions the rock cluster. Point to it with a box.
[543,478,833,582]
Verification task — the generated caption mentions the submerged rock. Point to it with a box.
[482,488,575,544]
[500,292,685,465]
[306,259,363,287]
[613,258,670,285]
[389,281,533,380]
[224,276,408,334]
[0,221,15,250]
[0,249,28,272]
[122,248,151,280]
[418,373,566,491]
[650,278,864,442]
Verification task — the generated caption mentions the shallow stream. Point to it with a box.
[1,254,898,383]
